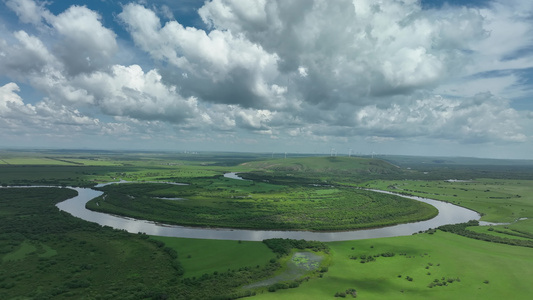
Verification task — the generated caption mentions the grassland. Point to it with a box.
[2,150,533,299]
[253,231,533,300]
[151,237,277,279]
[240,156,399,173]
[0,152,226,187]
[363,179,531,221]
[87,179,437,231]
[239,156,406,185]
[363,179,533,243]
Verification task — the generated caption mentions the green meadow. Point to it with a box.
[1,150,533,299]
[253,232,533,300]
[151,237,277,279]
[363,179,533,241]
[87,180,437,231]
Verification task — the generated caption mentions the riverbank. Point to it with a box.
[54,183,479,241]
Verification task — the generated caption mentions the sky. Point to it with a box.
[1,0,533,159]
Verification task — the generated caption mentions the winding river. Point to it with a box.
[51,173,481,242]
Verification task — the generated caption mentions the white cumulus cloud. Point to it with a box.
[1,0,533,156]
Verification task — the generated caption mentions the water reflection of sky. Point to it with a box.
[55,186,480,242]
[223,172,250,180]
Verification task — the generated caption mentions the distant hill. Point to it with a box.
[239,155,533,182]
[241,156,401,176]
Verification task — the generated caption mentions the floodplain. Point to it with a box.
[0,150,532,299]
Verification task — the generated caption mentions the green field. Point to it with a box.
[0,150,238,186]
[254,232,533,300]
[151,237,277,279]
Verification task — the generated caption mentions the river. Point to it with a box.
[51,173,480,241]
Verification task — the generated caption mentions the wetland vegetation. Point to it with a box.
[87,180,437,231]
[1,150,532,299]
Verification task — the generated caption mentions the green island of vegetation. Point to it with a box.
[86,178,437,231]
[1,150,532,299]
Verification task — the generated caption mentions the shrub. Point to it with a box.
[334,291,346,297]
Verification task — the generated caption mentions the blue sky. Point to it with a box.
[1,0,533,159]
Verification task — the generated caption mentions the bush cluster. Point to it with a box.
[262,238,330,256]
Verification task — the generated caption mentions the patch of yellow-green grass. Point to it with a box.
[151,237,276,279]
[252,231,533,300]
[2,241,36,262]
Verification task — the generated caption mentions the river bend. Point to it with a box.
[52,176,480,241]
